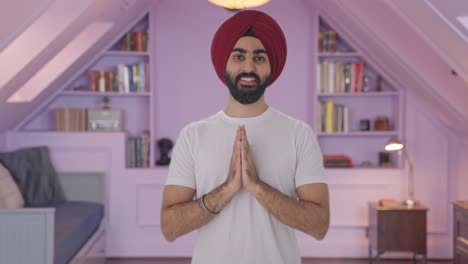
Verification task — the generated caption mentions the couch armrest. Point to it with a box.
[0,207,56,264]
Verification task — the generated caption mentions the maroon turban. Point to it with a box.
[211,10,287,86]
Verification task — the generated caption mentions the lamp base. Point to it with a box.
[405,199,416,208]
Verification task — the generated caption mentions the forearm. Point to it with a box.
[161,182,235,242]
[252,181,329,240]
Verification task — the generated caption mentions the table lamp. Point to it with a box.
[385,139,415,207]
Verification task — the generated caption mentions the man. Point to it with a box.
[161,10,329,264]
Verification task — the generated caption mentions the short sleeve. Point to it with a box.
[294,123,326,188]
[165,125,196,189]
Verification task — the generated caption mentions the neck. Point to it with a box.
[224,95,269,118]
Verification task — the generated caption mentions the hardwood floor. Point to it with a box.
[106,258,453,264]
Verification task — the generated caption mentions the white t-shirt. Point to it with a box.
[166,106,326,264]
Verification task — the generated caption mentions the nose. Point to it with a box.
[241,60,256,73]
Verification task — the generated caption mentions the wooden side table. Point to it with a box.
[367,202,428,264]
[453,201,468,264]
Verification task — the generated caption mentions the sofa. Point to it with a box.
[0,146,105,264]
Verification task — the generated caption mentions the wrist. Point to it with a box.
[249,178,264,197]
[199,194,220,215]
[223,179,239,197]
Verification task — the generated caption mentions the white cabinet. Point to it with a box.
[106,168,197,257]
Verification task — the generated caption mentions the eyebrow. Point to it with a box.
[232,48,267,55]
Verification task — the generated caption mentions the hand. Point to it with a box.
[240,126,260,193]
[224,126,243,196]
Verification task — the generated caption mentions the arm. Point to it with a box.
[252,182,330,240]
[160,182,236,242]
[239,126,330,240]
[161,126,243,242]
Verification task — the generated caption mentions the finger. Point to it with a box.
[237,126,243,148]
[237,142,242,173]
[241,127,249,152]
[233,127,241,152]
[240,127,253,167]
[236,128,242,165]
[242,126,249,144]
[241,136,248,166]
[236,131,242,161]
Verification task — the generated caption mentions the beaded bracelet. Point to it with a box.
[199,194,220,215]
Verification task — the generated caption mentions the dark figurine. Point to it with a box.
[156,138,173,166]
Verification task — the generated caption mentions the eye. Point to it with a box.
[234,54,244,61]
[254,56,266,62]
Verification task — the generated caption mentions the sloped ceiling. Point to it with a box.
[387,0,468,86]
[0,0,153,132]
[310,0,468,135]
[0,0,52,51]
[0,0,467,135]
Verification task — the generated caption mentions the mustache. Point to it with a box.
[235,73,260,84]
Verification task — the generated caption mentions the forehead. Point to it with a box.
[232,36,266,51]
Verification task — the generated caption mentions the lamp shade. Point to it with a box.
[208,0,270,10]
[385,139,404,152]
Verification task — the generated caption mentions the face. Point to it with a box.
[225,36,272,105]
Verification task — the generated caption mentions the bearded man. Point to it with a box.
[161,10,330,264]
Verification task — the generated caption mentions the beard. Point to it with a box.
[225,71,271,105]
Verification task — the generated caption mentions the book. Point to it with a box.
[53,108,87,131]
[323,154,352,168]
[98,72,105,92]
[378,198,401,208]
[324,101,334,132]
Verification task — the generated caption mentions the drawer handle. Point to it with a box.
[457,236,468,247]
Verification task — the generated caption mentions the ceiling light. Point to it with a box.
[208,0,270,10]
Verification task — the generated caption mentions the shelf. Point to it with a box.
[316,16,403,168]
[60,91,150,97]
[16,130,125,134]
[124,167,168,173]
[318,52,360,58]
[317,131,399,137]
[317,92,399,98]
[125,167,155,170]
[325,167,400,171]
[103,51,149,56]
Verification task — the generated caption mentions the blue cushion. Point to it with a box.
[52,201,104,264]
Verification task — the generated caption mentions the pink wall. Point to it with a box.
[452,136,468,201]
[316,0,468,133]
[2,0,467,259]
[152,0,315,139]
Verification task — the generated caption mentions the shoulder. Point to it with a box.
[270,107,316,136]
[178,112,222,138]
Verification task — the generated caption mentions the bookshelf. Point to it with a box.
[315,17,402,169]
[20,13,154,169]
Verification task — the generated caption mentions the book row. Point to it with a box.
[318,30,337,52]
[126,130,151,168]
[53,108,87,131]
[317,60,365,94]
[317,101,349,133]
[89,62,150,93]
[53,108,123,132]
[118,31,149,52]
